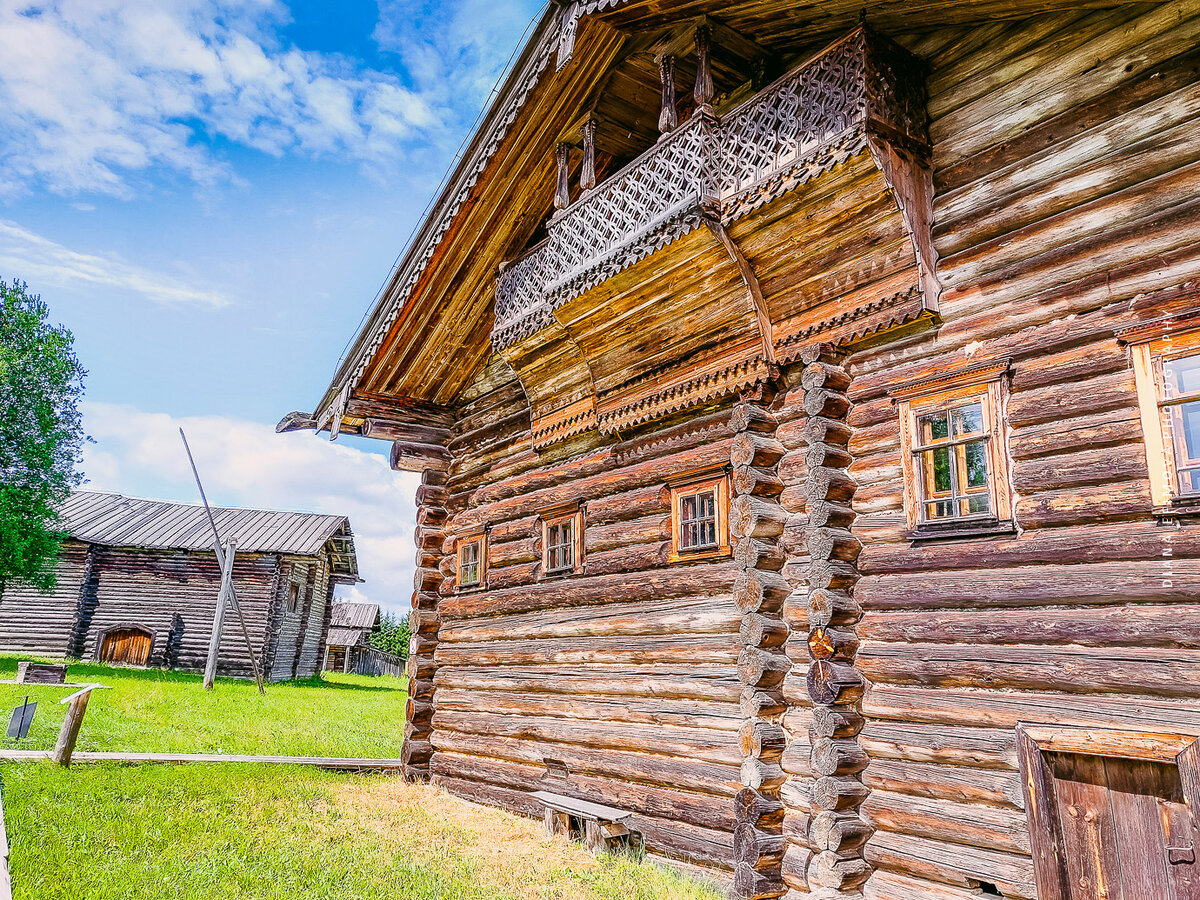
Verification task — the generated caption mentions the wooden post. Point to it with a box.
[52,686,95,767]
[580,116,597,193]
[554,142,571,210]
[658,54,678,134]
[180,429,265,695]
[694,23,714,113]
[203,538,236,691]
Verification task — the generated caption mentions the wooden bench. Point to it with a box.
[531,790,639,854]
[16,662,67,685]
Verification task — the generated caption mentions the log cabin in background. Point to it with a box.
[323,600,381,672]
[282,0,1200,895]
[0,491,359,681]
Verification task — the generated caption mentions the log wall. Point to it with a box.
[847,5,1200,897]
[0,542,337,681]
[0,540,92,658]
[390,2,1200,891]
[424,355,746,873]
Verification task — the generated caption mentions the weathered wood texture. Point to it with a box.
[376,1,1200,891]
[422,358,743,872]
[847,6,1200,897]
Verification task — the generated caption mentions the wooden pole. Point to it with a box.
[658,54,678,133]
[52,686,94,767]
[580,116,597,193]
[694,23,714,113]
[554,143,571,210]
[203,538,237,691]
[180,428,266,695]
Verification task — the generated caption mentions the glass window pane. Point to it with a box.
[1180,468,1200,495]
[1164,354,1200,400]
[925,499,955,519]
[1173,399,1200,496]
[963,440,990,488]
[923,447,953,495]
[963,495,991,515]
[679,489,718,549]
[951,403,984,437]
[919,412,949,444]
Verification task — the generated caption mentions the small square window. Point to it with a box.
[1125,323,1200,511]
[457,532,487,589]
[891,361,1014,539]
[541,507,584,577]
[668,470,730,562]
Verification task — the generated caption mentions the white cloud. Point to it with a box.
[374,0,536,114]
[0,0,443,197]
[0,219,230,308]
[79,401,421,614]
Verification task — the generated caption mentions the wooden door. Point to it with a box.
[1045,751,1200,899]
[100,628,151,666]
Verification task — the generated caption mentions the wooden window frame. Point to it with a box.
[287,581,301,614]
[1123,324,1200,514]
[668,468,731,563]
[891,360,1015,540]
[539,504,584,578]
[1016,724,1200,899]
[456,528,488,591]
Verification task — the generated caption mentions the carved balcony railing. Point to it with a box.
[493,27,927,350]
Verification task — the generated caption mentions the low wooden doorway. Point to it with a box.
[99,627,152,666]
[1019,726,1200,899]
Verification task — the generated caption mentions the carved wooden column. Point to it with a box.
[554,142,571,210]
[694,23,714,115]
[658,54,678,134]
[730,398,790,900]
[403,467,448,781]
[799,343,870,898]
[580,115,597,193]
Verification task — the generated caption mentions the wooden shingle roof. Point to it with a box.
[59,491,358,578]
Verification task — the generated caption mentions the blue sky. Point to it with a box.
[0,0,544,612]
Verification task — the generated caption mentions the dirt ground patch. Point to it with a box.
[334,779,727,900]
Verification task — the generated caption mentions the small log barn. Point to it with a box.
[324,601,381,672]
[284,0,1200,896]
[0,491,359,681]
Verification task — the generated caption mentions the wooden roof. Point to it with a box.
[311,0,1154,432]
[60,491,359,578]
[329,601,380,630]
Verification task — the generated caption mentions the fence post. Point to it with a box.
[53,686,97,767]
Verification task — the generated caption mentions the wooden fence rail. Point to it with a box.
[352,647,406,678]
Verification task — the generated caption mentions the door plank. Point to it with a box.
[1049,752,1124,900]
[1105,758,1178,900]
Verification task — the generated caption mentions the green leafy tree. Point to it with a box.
[369,612,411,658]
[0,281,86,592]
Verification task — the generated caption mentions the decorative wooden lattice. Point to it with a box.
[493,28,926,350]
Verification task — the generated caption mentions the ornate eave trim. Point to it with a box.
[596,355,777,434]
[886,357,1012,400]
[1115,284,1200,344]
[775,284,927,364]
[530,397,599,449]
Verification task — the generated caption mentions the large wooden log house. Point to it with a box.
[285,0,1200,895]
[0,491,359,681]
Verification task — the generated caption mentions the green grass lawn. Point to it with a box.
[0,656,406,757]
[3,764,724,900]
[0,658,725,900]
